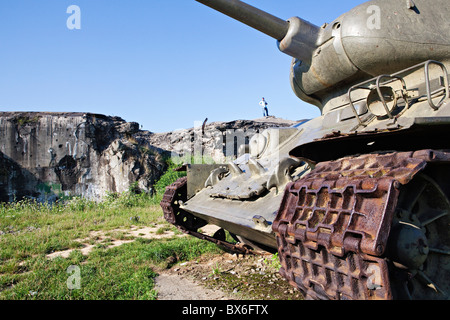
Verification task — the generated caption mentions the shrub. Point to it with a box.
[153,158,186,197]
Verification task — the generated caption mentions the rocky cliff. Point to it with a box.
[0,112,165,202]
[0,112,300,202]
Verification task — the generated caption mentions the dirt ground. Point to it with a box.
[154,252,303,300]
[46,224,182,260]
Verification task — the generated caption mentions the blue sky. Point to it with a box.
[0,0,367,133]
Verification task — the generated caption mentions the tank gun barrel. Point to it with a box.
[195,0,289,41]
[196,0,320,64]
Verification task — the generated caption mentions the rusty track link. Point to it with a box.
[272,149,450,300]
[161,176,252,254]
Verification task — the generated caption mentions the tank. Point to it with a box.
[161,0,450,300]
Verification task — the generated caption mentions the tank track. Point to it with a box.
[160,176,252,254]
[273,149,450,300]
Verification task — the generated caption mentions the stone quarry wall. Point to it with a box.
[0,112,299,202]
[0,112,166,202]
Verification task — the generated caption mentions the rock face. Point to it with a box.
[0,112,300,202]
[0,112,166,202]
[147,116,300,164]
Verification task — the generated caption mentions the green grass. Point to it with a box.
[0,235,220,300]
[0,174,222,300]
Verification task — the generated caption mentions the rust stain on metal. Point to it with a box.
[272,150,450,300]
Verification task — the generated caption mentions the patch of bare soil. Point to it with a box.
[46,223,182,259]
[155,273,233,300]
[155,252,304,300]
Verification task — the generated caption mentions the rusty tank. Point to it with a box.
[161,0,450,300]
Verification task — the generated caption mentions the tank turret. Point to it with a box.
[197,0,450,113]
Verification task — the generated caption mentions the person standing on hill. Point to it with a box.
[259,97,269,117]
